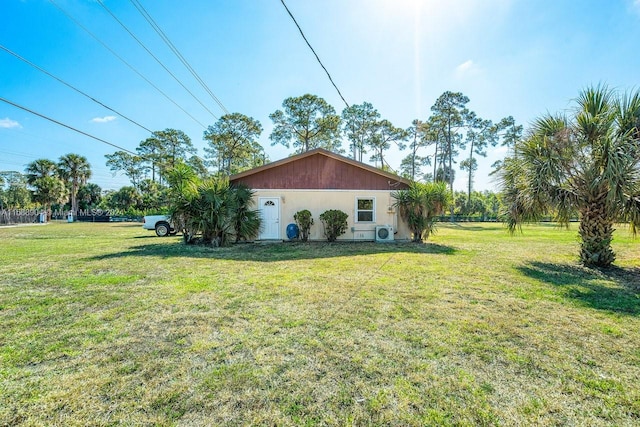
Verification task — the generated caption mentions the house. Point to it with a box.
[229,148,412,241]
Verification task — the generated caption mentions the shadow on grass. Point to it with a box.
[442,223,505,232]
[517,261,640,315]
[89,240,457,263]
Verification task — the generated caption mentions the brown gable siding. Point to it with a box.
[231,153,409,190]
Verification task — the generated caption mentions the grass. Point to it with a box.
[1,221,639,426]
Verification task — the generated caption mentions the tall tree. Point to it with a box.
[0,172,30,208]
[58,153,92,215]
[137,137,165,182]
[186,155,210,178]
[203,113,264,175]
[497,115,523,152]
[368,119,407,169]
[500,86,640,267]
[341,102,380,161]
[0,175,4,209]
[103,186,142,212]
[270,94,342,154]
[137,179,167,211]
[0,171,24,185]
[458,157,478,204]
[105,151,148,188]
[77,183,102,210]
[461,115,499,202]
[32,176,68,219]
[429,92,470,197]
[25,159,57,185]
[400,119,432,181]
[491,116,524,173]
[151,129,196,174]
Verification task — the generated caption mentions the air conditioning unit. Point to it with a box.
[375,225,394,242]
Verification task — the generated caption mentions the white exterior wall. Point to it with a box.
[253,189,411,241]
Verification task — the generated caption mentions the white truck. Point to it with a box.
[142,215,175,237]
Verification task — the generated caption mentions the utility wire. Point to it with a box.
[1,97,211,175]
[279,0,349,108]
[129,0,230,115]
[0,97,139,156]
[0,44,155,134]
[47,0,207,129]
[96,0,219,121]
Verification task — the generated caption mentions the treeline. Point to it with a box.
[105,91,522,206]
[0,155,97,219]
[1,90,520,220]
[0,154,167,219]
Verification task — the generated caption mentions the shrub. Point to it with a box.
[392,182,451,242]
[165,163,261,246]
[293,209,313,241]
[231,184,261,243]
[319,209,348,242]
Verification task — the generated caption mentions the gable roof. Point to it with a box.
[229,148,411,191]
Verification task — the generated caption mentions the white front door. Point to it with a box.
[259,197,280,240]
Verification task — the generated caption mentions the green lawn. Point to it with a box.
[1,221,639,426]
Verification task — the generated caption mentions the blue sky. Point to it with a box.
[1,0,639,192]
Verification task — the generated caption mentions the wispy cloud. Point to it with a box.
[90,115,117,123]
[634,0,640,12]
[0,118,21,129]
[455,59,481,77]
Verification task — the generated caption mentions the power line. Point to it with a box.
[0,44,154,134]
[0,97,139,156]
[96,0,219,121]
[279,0,349,108]
[129,0,230,115]
[47,0,208,129]
[1,129,131,166]
[0,98,211,176]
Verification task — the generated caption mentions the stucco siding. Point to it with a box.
[253,189,411,241]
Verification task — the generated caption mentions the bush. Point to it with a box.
[293,209,313,241]
[319,209,348,242]
[392,182,451,242]
[165,164,261,246]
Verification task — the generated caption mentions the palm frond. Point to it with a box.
[575,85,615,145]
[622,193,640,236]
[614,88,640,139]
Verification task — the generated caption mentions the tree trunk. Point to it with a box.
[467,140,474,204]
[448,153,454,222]
[578,202,615,267]
[411,133,417,181]
[433,143,438,180]
[71,181,78,217]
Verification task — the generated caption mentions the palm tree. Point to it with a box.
[500,86,640,267]
[165,163,261,246]
[58,154,92,217]
[25,159,57,185]
[392,181,451,242]
[32,176,68,220]
[230,183,261,243]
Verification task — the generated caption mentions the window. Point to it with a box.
[356,197,375,222]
